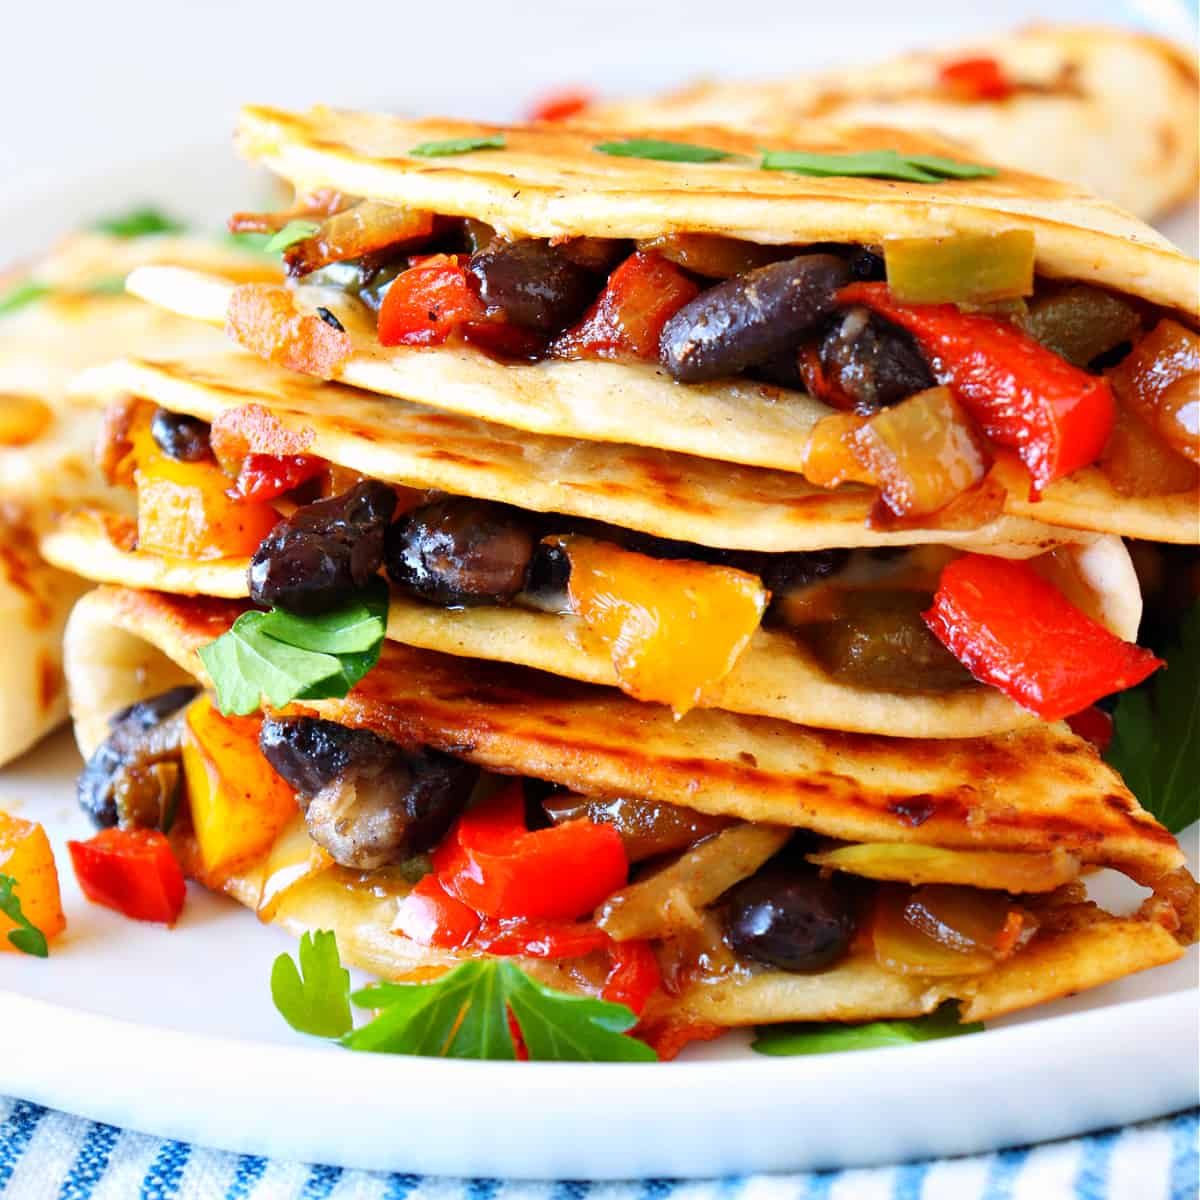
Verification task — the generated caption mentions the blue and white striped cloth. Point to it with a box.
[0,1101,1195,1200]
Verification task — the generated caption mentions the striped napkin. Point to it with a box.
[0,1100,1195,1199]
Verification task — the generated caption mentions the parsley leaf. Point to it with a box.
[269,932,655,1061]
[90,207,186,238]
[593,138,736,164]
[0,280,52,317]
[224,230,276,256]
[264,220,321,254]
[271,930,352,1037]
[1108,603,1200,834]
[759,148,996,183]
[752,1005,980,1056]
[409,135,506,157]
[347,959,657,1062]
[0,873,49,958]
[199,579,389,716]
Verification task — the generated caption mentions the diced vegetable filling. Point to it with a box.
[225,196,1200,509]
[74,693,1125,994]
[101,400,1162,712]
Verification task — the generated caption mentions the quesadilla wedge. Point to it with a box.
[49,350,1156,738]
[0,231,279,765]
[588,25,1200,222]
[124,105,1200,543]
[62,585,1197,1052]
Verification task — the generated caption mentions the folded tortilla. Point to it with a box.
[53,350,1149,738]
[122,104,1200,543]
[63,584,1194,1033]
[131,265,1200,546]
[0,232,278,765]
[588,25,1200,222]
[43,504,1140,740]
[232,105,1197,314]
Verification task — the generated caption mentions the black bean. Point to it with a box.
[722,863,858,972]
[316,306,345,332]
[77,685,199,828]
[467,239,598,334]
[804,243,886,282]
[386,497,535,607]
[847,247,886,281]
[260,715,397,796]
[150,408,211,462]
[248,480,397,614]
[705,548,849,596]
[749,348,807,391]
[817,306,935,413]
[523,540,572,611]
[260,716,478,868]
[659,254,851,383]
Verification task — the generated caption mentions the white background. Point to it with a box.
[1,0,1196,258]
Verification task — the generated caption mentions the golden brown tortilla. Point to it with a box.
[69,351,1112,553]
[234,104,1198,315]
[588,25,1200,222]
[66,586,1183,878]
[61,584,1192,1032]
[44,507,1143,740]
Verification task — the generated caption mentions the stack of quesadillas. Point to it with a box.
[44,108,1198,1055]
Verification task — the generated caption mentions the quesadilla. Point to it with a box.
[48,348,1156,738]
[62,584,1197,1052]
[588,25,1200,222]
[0,231,279,765]
[123,105,1200,544]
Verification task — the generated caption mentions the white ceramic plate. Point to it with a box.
[0,138,1197,1177]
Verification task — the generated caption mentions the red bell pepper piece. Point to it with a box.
[526,87,595,122]
[66,829,186,925]
[602,940,661,1016]
[838,282,1116,495]
[234,454,326,502]
[552,251,700,361]
[394,875,481,948]
[432,782,627,921]
[377,255,489,347]
[475,918,611,959]
[923,554,1163,721]
[938,56,1016,101]
[1065,705,1115,753]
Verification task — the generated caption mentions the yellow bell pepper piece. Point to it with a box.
[553,535,767,717]
[181,696,297,879]
[0,811,66,950]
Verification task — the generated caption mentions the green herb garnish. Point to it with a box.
[354,959,656,1060]
[199,579,389,716]
[224,230,276,257]
[271,930,352,1037]
[760,148,996,183]
[264,220,321,254]
[1107,603,1200,834]
[409,135,507,158]
[593,138,735,164]
[90,207,186,238]
[0,281,52,317]
[752,1005,980,1056]
[270,932,656,1061]
[0,873,49,958]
